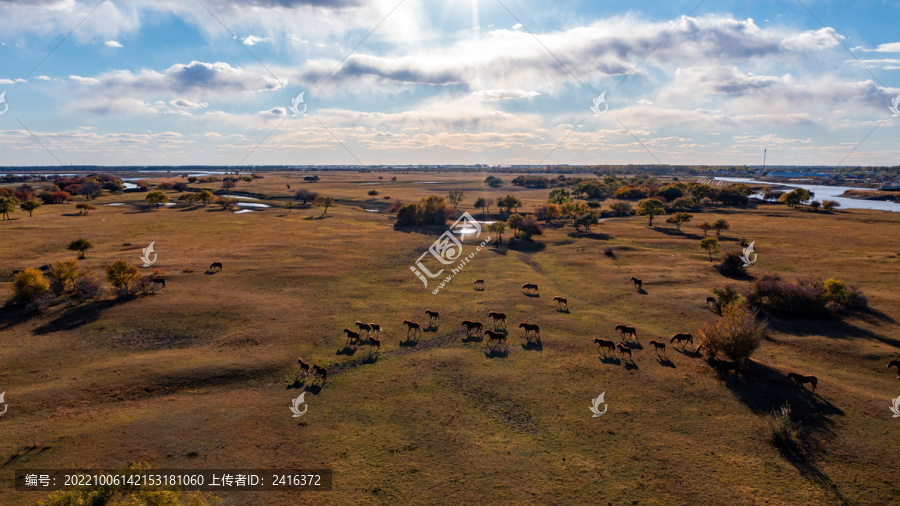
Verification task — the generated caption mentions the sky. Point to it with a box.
[0,0,899,167]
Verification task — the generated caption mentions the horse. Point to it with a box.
[368,323,381,337]
[297,357,311,377]
[356,321,373,336]
[553,296,568,311]
[151,277,166,288]
[424,310,440,324]
[461,320,484,335]
[402,320,421,337]
[888,360,900,379]
[369,337,381,352]
[343,328,361,346]
[694,343,704,358]
[474,279,485,290]
[522,283,539,295]
[706,296,717,306]
[670,333,693,347]
[788,373,818,392]
[484,330,508,347]
[615,325,638,341]
[713,358,739,376]
[649,340,666,354]
[488,312,507,326]
[594,338,616,354]
[630,277,642,290]
[616,343,633,359]
[312,364,328,382]
[209,262,223,271]
[519,322,540,338]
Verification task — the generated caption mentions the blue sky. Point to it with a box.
[0,0,898,167]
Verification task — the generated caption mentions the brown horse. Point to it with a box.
[402,320,421,337]
[461,320,484,335]
[522,283,539,295]
[615,325,638,341]
[297,357,311,377]
[670,333,693,347]
[209,262,223,271]
[594,338,616,354]
[553,296,568,310]
[356,321,373,336]
[616,343,633,359]
[343,328,361,346]
[694,343,704,358]
[713,358,739,375]
[474,279,485,290]
[484,330,508,347]
[369,337,381,352]
[151,277,166,288]
[488,311,507,325]
[630,277,642,290]
[888,360,900,379]
[424,310,440,324]
[519,322,541,338]
[649,340,666,354]
[788,373,817,392]
[312,364,327,382]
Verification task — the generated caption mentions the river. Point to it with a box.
[713,177,900,213]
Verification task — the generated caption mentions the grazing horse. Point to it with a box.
[887,360,900,379]
[356,321,373,337]
[713,359,739,376]
[616,343,633,359]
[484,330,508,348]
[424,310,440,324]
[368,323,381,338]
[402,320,421,337]
[788,373,818,392]
[519,322,541,339]
[594,338,616,354]
[649,340,666,355]
[312,364,328,382]
[474,279,485,290]
[297,357,311,377]
[694,344,704,358]
[630,277,642,290]
[488,311,507,326]
[209,262,223,271]
[522,283,539,295]
[151,277,166,288]
[369,337,381,352]
[343,328,361,346]
[670,333,693,347]
[553,296,568,311]
[615,325,638,341]
[706,296,717,306]
[461,320,484,335]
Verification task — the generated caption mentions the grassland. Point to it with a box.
[1,171,899,505]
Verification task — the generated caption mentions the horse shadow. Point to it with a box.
[521,340,543,352]
[636,288,648,295]
[523,292,541,298]
[484,347,509,358]
[461,334,484,343]
[399,338,419,347]
[286,379,323,395]
[336,345,358,356]
[599,356,621,365]
[621,341,643,350]
[555,307,570,314]
[204,270,219,275]
[656,356,676,368]
[622,360,639,370]
[424,323,439,332]
[675,346,703,358]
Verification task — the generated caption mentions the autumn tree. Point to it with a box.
[638,198,665,226]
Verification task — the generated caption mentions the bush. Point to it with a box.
[387,200,404,213]
[711,284,741,312]
[395,203,419,226]
[48,259,79,293]
[697,304,767,363]
[105,260,140,296]
[12,268,50,302]
[609,201,632,216]
[824,278,868,309]
[74,275,105,300]
[744,276,867,318]
[822,200,840,211]
[767,403,800,450]
[718,250,748,277]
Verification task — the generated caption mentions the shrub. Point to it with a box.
[742,276,868,317]
[75,203,96,215]
[712,284,741,312]
[824,278,868,309]
[822,200,840,211]
[12,268,50,302]
[697,304,767,363]
[387,200,404,213]
[604,247,616,258]
[718,250,748,277]
[368,190,379,197]
[767,403,800,450]
[48,259,79,292]
[73,275,105,300]
[105,260,140,295]
[519,214,543,239]
[609,201,632,216]
[67,238,93,259]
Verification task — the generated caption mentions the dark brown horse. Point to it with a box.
[151,277,166,288]
[888,360,900,379]
[670,333,693,347]
[553,296,568,310]
[424,310,440,324]
[461,320,484,335]
[474,279,485,290]
[209,262,223,271]
[369,337,381,352]
[297,357,311,377]
[488,311,507,325]
[649,340,666,354]
[519,322,541,338]
[484,330,508,347]
[615,325,638,341]
[788,372,817,392]
[522,283,539,294]
[402,320,421,337]
[594,338,616,353]
[355,321,373,336]
[312,364,327,382]
[343,328,361,346]
[616,343,633,359]
[713,358,739,375]
[630,277,642,290]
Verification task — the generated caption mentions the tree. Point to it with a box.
[560,202,589,226]
[519,214,543,239]
[700,238,721,262]
[314,195,335,216]
[485,176,503,187]
[473,197,491,217]
[368,190,379,198]
[179,193,197,204]
[488,221,506,244]
[447,190,464,210]
[0,196,17,220]
[697,304,767,364]
[75,203,96,215]
[575,213,599,233]
[545,203,562,223]
[217,197,238,211]
[221,179,237,190]
[713,218,730,236]
[197,190,214,206]
[609,201,632,216]
[809,200,821,211]
[665,212,693,231]
[68,238,93,259]
[294,189,319,206]
[497,195,522,213]
[12,268,50,302]
[822,200,840,211]
[507,213,525,238]
[145,191,169,209]
[396,203,419,226]
[391,176,397,182]
[779,188,811,208]
[105,259,139,295]
[49,259,79,291]
[698,222,712,236]
[638,198,665,226]
[158,182,174,191]
[21,199,41,217]
[548,188,573,205]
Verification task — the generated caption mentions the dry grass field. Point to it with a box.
[1,171,899,505]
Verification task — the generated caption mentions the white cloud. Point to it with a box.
[105,40,123,48]
[241,35,267,46]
